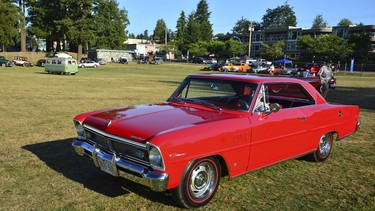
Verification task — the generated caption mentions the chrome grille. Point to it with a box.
[83,126,150,166]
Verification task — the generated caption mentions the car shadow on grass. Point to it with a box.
[22,138,175,206]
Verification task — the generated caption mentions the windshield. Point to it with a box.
[168,77,258,112]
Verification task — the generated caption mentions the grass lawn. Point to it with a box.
[0,62,374,210]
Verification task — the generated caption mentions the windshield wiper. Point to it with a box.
[184,98,222,111]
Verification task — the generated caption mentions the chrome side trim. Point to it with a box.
[72,139,169,192]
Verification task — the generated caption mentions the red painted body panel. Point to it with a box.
[73,74,359,191]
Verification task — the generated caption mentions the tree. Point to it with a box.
[338,18,353,27]
[143,30,149,41]
[194,0,213,42]
[153,19,167,43]
[312,14,328,28]
[225,39,241,57]
[207,40,225,57]
[297,34,353,60]
[92,0,129,50]
[188,41,208,56]
[28,0,71,52]
[186,12,200,44]
[175,11,188,54]
[18,0,27,52]
[262,2,297,28]
[348,33,370,58]
[56,0,96,61]
[232,17,252,34]
[0,1,19,51]
[261,40,285,61]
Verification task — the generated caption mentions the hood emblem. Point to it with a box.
[130,135,146,141]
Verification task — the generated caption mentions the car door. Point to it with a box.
[247,83,310,171]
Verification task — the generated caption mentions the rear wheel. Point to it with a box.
[171,157,221,208]
[308,133,333,162]
[1,63,5,67]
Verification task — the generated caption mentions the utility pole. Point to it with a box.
[248,23,254,58]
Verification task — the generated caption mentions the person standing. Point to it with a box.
[318,61,333,98]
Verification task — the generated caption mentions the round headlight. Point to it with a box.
[74,121,84,137]
[149,146,164,170]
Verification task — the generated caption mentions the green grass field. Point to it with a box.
[0,63,374,210]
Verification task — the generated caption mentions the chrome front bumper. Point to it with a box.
[72,139,169,192]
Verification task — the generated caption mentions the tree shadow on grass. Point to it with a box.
[22,139,174,206]
[326,86,375,111]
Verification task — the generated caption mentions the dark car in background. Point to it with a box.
[0,56,13,67]
[36,59,47,67]
[192,57,206,64]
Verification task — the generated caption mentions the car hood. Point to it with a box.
[82,103,236,144]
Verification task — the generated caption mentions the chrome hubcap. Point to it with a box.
[319,134,331,157]
[189,161,216,199]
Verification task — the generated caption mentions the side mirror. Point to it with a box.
[265,103,281,116]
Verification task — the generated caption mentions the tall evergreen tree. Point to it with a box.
[194,0,212,41]
[93,0,129,49]
[57,0,96,61]
[186,12,200,44]
[176,11,188,54]
[27,0,69,52]
[0,1,20,51]
[312,14,328,28]
[153,19,167,43]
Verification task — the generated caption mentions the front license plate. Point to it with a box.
[97,157,116,176]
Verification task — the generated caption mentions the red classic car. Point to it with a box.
[72,74,360,208]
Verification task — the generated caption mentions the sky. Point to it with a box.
[119,0,375,36]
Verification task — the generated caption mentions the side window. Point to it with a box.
[266,83,315,109]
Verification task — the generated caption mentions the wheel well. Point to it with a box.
[331,131,339,141]
[212,155,229,177]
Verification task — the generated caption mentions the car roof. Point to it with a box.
[189,73,304,84]
[188,73,326,104]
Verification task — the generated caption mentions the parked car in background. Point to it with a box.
[251,58,271,66]
[192,57,206,64]
[304,63,324,75]
[204,62,224,71]
[138,56,149,64]
[12,56,33,67]
[0,56,13,67]
[150,57,164,65]
[36,59,47,67]
[252,64,270,74]
[72,74,359,208]
[232,62,251,73]
[205,58,217,64]
[78,60,100,68]
[97,58,106,65]
[119,57,128,64]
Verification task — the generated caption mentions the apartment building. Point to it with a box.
[219,25,375,60]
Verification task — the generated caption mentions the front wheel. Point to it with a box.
[308,133,333,162]
[171,157,221,208]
